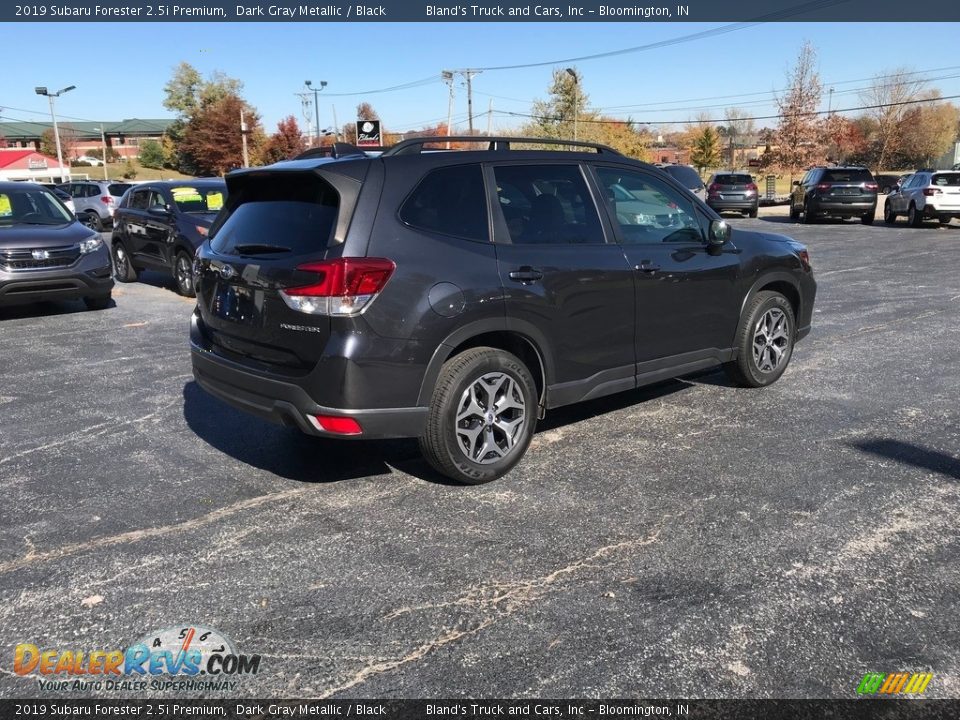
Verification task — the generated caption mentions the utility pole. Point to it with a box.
[460,70,480,136]
[240,109,250,168]
[565,68,579,142]
[331,104,340,141]
[442,70,455,149]
[486,99,493,136]
[305,80,327,147]
[35,84,75,182]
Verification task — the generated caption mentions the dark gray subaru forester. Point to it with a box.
[191,137,815,484]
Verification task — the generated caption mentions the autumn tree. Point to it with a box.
[40,129,57,158]
[261,116,308,164]
[523,67,592,142]
[860,67,927,170]
[897,96,960,168]
[766,42,824,178]
[690,126,721,173]
[179,93,264,175]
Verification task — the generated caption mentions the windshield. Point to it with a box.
[0,187,75,227]
[170,185,227,214]
[662,165,704,190]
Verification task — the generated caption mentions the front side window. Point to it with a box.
[491,164,605,245]
[129,189,150,210]
[596,166,702,245]
[399,165,488,242]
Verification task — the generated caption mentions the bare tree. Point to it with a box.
[766,42,823,178]
[860,67,927,170]
[723,107,755,168]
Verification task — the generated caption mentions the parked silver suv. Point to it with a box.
[61,180,134,231]
[884,170,960,226]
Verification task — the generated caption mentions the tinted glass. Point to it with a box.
[168,185,227,214]
[596,167,702,245]
[399,165,488,241]
[931,173,960,187]
[129,189,150,210]
[492,164,605,245]
[713,174,753,185]
[210,175,338,257]
[662,165,704,190]
[108,183,133,197]
[0,187,74,226]
[821,169,873,183]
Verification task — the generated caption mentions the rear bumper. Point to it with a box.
[707,198,758,211]
[809,199,876,216]
[190,319,429,440]
[923,204,960,217]
[0,250,113,306]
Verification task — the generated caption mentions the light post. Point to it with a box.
[93,125,108,180]
[565,68,578,142]
[35,84,75,182]
[305,80,327,147]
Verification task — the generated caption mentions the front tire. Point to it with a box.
[112,239,138,282]
[419,347,538,485]
[883,202,896,225]
[861,211,874,225]
[174,250,196,297]
[802,200,816,224]
[908,204,923,228]
[789,203,800,220]
[724,291,796,388]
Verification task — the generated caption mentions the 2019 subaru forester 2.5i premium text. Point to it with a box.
[190,138,816,484]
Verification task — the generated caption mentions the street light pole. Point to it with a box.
[305,80,327,147]
[565,68,578,142]
[93,126,108,180]
[35,84,75,182]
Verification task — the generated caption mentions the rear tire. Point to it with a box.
[112,239,138,282]
[789,203,800,220]
[174,250,196,298]
[723,291,796,388]
[749,207,758,218]
[419,347,538,485]
[81,212,103,232]
[938,216,951,226]
[908,204,923,228]
[861,211,874,225]
[802,201,816,224]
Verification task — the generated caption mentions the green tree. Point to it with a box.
[690,126,721,173]
[138,139,165,169]
[40,129,57,157]
[523,66,593,142]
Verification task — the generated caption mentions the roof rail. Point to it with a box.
[294,142,369,161]
[380,136,622,157]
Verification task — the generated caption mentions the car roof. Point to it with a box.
[0,181,51,192]
[136,179,226,188]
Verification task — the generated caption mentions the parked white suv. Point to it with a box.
[884,170,960,226]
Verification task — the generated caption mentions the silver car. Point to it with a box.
[61,180,134,231]
[884,170,960,227]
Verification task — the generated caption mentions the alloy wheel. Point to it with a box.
[752,308,790,373]
[455,372,527,464]
[176,255,193,294]
[113,245,128,279]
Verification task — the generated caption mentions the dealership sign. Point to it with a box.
[356,120,381,147]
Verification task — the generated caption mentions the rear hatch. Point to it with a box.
[194,166,362,372]
[930,172,960,209]
[711,173,755,200]
[819,169,876,202]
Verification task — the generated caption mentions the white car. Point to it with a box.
[76,155,104,166]
[884,170,960,226]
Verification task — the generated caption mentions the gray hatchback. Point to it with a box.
[706,172,759,217]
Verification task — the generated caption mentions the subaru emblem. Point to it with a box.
[218,264,236,280]
[32,249,50,260]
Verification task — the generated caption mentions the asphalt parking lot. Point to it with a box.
[1,209,958,699]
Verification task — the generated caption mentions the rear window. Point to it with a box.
[821,169,873,183]
[108,183,133,196]
[210,175,339,257]
[661,165,704,190]
[713,174,753,185]
[932,173,960,187]
[399,165,489,242]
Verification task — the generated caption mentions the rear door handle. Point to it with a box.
[635,262,660,273]
[509,267,544,282]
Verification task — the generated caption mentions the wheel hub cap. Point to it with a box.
[455,372,527,465]
[752,308,789,373]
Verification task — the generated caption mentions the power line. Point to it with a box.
[322,75,441,97]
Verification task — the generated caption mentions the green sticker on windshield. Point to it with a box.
[207,192,223,211]
[171,187,203,203]
[0,194,11,217]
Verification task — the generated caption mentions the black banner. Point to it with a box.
[1,700,959,720]
[4,0,960,22]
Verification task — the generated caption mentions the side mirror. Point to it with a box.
[709,219,730,246]
[148,205,172,217]
[792,180,801,187]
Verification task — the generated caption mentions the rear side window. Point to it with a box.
[109,183,133,196]
[713,174,753,184]
[399,165,489,242]
[210,174,339,257]
[821,169,873,183]
[932,173,960,187]
[662,165,704,190]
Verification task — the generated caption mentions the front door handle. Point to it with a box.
[509,267,544,282]
[635,261,661,273]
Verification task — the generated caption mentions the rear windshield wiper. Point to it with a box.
[233,243,292,255]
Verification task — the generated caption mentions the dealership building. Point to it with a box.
[0,118,173,161]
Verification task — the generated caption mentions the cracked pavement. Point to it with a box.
[0,212,958,699]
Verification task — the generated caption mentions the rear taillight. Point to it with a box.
[816,183,831,192]
[746,182,758,192]
[309,414,362,435]
[708,183,719,194]
[864,182,878,191]
[101,196,114,205]
[923,188,942,196]
[279,257,395,316]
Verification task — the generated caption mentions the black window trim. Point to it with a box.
[485,159,613,246]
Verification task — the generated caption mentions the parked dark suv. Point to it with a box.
[705,171,759,217]
[112,180,227,297]
[789,166,878,224]
[191,137,816,484]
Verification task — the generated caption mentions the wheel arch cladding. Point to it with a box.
[732,274,801,352]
